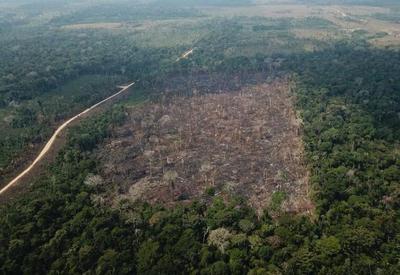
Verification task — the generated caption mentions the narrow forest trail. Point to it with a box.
[0,82,135,195]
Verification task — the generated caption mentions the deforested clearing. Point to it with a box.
[95,79,313,215]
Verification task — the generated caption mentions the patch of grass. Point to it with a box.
[270,191,286,211]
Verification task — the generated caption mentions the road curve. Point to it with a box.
[0,82,135,195]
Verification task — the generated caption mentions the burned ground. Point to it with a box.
[94,78,313,215]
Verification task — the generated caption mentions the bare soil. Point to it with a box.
[95,78,313,215]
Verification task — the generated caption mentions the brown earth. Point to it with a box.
[94,79,313,215]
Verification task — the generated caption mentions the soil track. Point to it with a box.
[0,82,135,196]
[176,49,193,61]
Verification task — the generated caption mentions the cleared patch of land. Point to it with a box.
[199,4,400,47]
[62,22,124,30]
[94,79,313,215]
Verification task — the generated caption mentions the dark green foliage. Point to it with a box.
[284,43,400,273]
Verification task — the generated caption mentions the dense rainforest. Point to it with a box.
[1,40,400,274]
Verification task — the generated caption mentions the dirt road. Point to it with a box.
[176,49,193,62]
[0,82,135,195]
